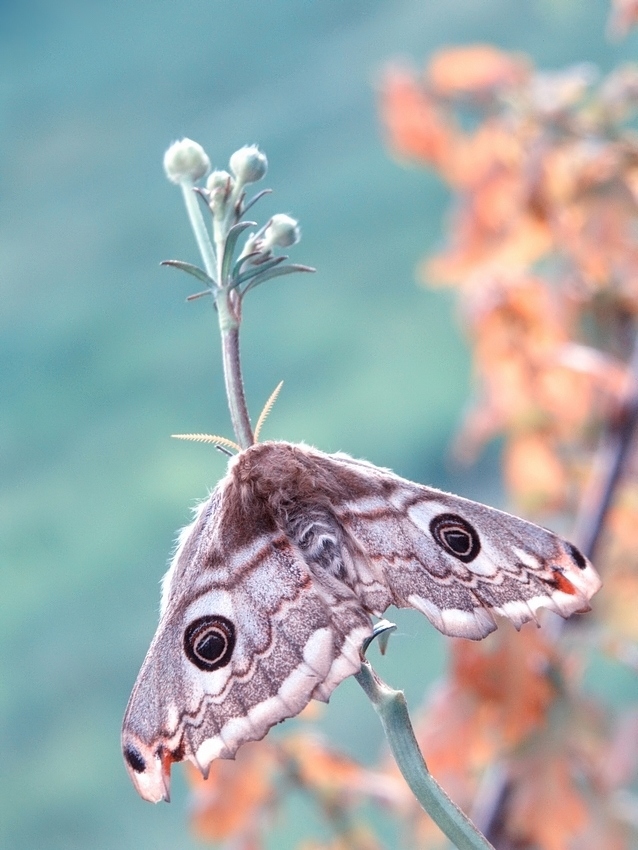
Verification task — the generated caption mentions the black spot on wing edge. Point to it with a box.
[124,744,146,773]
[566,541,588,570]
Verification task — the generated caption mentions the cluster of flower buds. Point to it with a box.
[163,140,270,219]
[202,145,268,220]
[162,138,311,299]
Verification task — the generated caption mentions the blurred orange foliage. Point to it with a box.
[189,741,278,845]
[381,46,638,523]
[428,45,528,97]
[378,35,638,850]
[609,0,638,37]
[189,729,408,850]
[506,754,590,850]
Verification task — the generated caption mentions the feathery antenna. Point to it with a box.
[254,381,283,443]
[171,433,242,453]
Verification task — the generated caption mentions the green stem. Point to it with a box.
[217,288,254,449]
[355,660,494,850]
[179,180,217,279]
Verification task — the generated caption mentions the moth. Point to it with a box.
[122,440,601,802]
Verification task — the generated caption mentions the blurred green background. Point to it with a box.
[2,1,636,848]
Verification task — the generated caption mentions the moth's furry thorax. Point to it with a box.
[229,441,376,516]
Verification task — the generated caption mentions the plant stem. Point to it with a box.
[355,660,494,850]
[216,287,254,449]
[177,176,255,449]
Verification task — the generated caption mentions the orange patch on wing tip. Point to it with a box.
[160,746,171,769]
[551,569,577,595]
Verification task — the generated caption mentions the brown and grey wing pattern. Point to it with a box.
[121,477,371,803]
[320,449,602,640]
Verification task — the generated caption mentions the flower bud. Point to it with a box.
[206,170,233,192]
[229,145,268,184]
[205,170,233,217]
[243,233,260,256]
[163,138,210,184]
[208,188,228,218]
[262,214,300,249]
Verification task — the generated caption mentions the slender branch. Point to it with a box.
[217,288,254,449]
[355,659,494,850]
[571,334,638,562]
[356,622,494,850]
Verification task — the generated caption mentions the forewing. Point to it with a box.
[121,486,371,803]
[326,453,602,640]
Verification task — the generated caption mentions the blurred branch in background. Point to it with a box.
[572,335,638,564]
[473,331,638,845]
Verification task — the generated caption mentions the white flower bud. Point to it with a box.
[206,170,233,192]
[205,170,233,217]
[262,214,300,249]
[229,145,268,184]
[163,138,210,184]
[208,188,228,218]
[243,233,260,256]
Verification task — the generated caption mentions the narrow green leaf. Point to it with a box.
[161,260,216,287]
[231,250,262,281]
[220,221,255,285]
[242,263,315,295]
[185,289,213,302]
[234,256,286,287]
[242,188,272,215]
